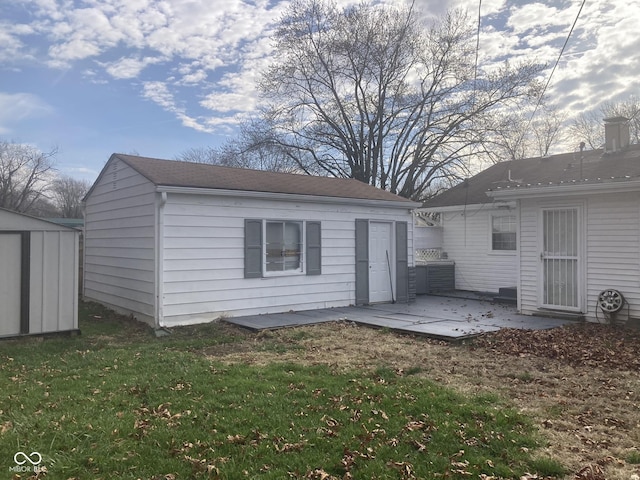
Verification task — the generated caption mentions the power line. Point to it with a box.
[527,0,586,125]
[472,0,482,108]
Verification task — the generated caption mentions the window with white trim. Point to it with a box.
[491,215,516,251]
[244,219,321,278]
[265,220,303,273]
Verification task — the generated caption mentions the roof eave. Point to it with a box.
[419,200,516,213]
[487,179,640,199]
[156,185,421,209]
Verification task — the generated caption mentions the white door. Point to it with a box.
[540,208,580,310]
[0,234,22,336]
[369,222,393,303]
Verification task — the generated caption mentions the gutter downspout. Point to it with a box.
[155,191,167,328]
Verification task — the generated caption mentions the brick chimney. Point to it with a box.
[603,116,630,153]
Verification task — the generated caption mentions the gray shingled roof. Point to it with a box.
[113,154,413,204]
[423,144,640,208]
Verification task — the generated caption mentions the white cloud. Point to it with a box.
[0,92,53,135]
[103,56,165,79]
[2,0,640,142]
[544,0,640,112]
[141,81,212,132]
[506,3,574,34]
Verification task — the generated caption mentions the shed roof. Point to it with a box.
[0,207,77,232]
[423,144,640,208]
[110,153,414,204]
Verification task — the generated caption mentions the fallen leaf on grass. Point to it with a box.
[226,434,246,444]
[404,420,430,432]
[1,421,12,434]
[574,464,605,480]
[387,461,416,479]
[304,469,340,479]
[274,441,305,453]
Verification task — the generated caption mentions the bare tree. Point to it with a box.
[532,105,567,157]
[256,0,544,200]
[51,176,91,218]
[0,140,56,214]
[482,103,567,163]
[570,96,640,149]
[178,120,306,173]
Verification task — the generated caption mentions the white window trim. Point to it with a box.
[489,213,517,255]
[262,219,306,277]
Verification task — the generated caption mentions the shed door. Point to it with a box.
[540,208,580,310]
[0,234,22,336]
[369,222,393,303]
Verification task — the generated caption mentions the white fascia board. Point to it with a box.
[156,185,422,209]
[487,180,640,200]
[419,201,516,214]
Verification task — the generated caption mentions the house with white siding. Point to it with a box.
[422,117,640,324]
[83,154,419,328]
[0,208,79,337]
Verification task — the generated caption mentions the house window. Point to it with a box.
[491,215,516,251]
[265,221,303,273]
[244,219,321,278]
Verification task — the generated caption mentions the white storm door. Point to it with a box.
[0,234,22,336]
[369,222,393,303]
[540,208,580,310]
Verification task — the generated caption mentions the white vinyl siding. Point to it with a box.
[83,159,157,322]
[518,192,640,322]
[440,207,517,293]
[160,193,414,326]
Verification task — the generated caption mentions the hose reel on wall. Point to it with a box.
[595,289,628,324]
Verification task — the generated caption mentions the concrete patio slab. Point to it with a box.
[392,320,502,339]
[224,294,578,340]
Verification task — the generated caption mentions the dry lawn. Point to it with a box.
[205,322,640,480]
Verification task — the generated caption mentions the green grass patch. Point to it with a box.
[528,456,568,477]
[626,450,640,464]
[0,301,556,479]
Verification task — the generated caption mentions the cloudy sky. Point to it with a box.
[1,0,639,182]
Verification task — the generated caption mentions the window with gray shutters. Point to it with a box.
[244,219,321,278]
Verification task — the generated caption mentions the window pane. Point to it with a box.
[266,222,284,272]
[492,215,516,251]
[265,221,302,272]
[283,222,301,270]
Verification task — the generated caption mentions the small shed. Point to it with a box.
[83,154,420,328]
[0,208,79,338]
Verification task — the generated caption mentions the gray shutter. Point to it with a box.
[395,221,409,303]
[306,221,322,275]
[355,219,369,305]
[244,219,263,278]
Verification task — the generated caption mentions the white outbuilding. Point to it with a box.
[0,208,79,338]
[83,154,420,328]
